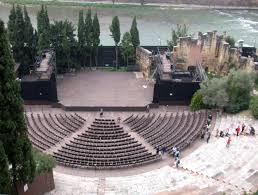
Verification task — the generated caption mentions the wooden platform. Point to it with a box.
[57,71,154,110]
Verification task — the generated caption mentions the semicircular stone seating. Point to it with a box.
[25,112,85,151]
[53,118,162,169]
[124,111,207,151]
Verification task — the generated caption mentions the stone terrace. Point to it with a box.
[46,112,258,195]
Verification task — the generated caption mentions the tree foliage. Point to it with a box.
[130,16,140,48]
[167,24,188,50]
[110,16,121,68]
[225,35,235,47]
[77,10,85,68]
[200,69,255,113]
[120,32,134,66]
[190,90,204,111]
[250,96,258,119]
[0,19,35,188]
[200,77,229,109]
[33,149,56,175]
[7,4,16,47]
[92,13,100,66]
[225,69,255,113]
[50,20,77,73]
[0,141,11,194]
[23,6,37,73]
[12,5,25,65]
[85,9,93,67]
[37,4,50,52]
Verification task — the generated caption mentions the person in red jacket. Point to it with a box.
[226,136,232,148]
[236,126,241,136]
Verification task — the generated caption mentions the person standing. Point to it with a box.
[155,145,159,155]
[226,136,232,148]
[206,131,211,143]
[236,126,241,136]
[175,157,180,168]
[241,123,246,134]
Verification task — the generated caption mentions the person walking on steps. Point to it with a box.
[175,157,180,168]
[226,136,232,148]
[236,126,241,136]
[206,131,211,143]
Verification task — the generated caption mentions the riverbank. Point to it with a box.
[1,0,258,10]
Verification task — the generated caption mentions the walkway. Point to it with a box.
[46,112,258,195]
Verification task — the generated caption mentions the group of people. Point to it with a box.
[155,145,181,168]
[216,121,256,148]
[218,123,256,138]
[155,145,167,155]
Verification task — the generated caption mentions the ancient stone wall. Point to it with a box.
[172,30,255,74]
[136,47,153,78]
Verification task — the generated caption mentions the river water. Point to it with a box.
[0,3,258,46]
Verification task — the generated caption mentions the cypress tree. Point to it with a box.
[23,6,36,73]
[109,16,120,69]
[77,10,85,68]
[12,5,25,64]
[85,9,93,67]
[37,5,50,52]
[92,13,100,67]
[50,20,76,73]
[0,19,35,191]
[130,16,140,48]
[120,32,134,66]
[0,141,11,194]
[7,4,16,47]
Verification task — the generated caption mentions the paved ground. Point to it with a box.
[45,112,258,195]
[57,71,154,107]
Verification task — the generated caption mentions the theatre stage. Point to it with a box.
[57,71,154,110]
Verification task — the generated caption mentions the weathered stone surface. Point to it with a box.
[136,47,154,78]
[173,31,255,74]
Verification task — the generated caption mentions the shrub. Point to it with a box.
[250,96,258,119]
[190,90,204,111]
[225,69,255,113]
[225,35,235,47]
[33,149,56,175]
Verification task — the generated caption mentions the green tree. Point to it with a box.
[12,5,25,64]
[225,69,255,113]
[85,9,93,67]
[77,10,85,68]
[37,5,50,52]
[7,4,16,47]
[110,16,121,69]
[130,16,140,49]
[167,24,188,50]
[50,20,76,73]
[200,77,229,109]
[0,19,35,192]
[225,35,235,47]
[120,32,134,66]
[250,96,258,119]
[92,13,100,67]
[23,6,37,73]
[190,90,204,111]
[0,141,11,194]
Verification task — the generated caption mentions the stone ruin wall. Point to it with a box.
[173,30,255,75]
[136,47,153,78]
